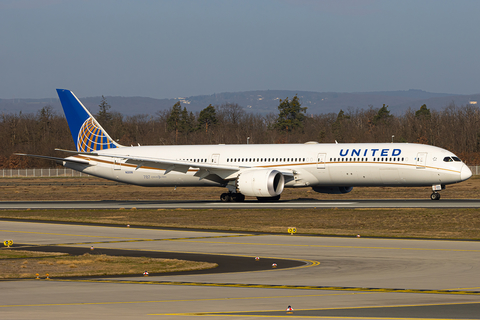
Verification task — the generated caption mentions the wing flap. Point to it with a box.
[110,155,242,178]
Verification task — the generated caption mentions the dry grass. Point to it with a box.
[1,207,480,239]
[0,252,216,279]
[0,250,67,259]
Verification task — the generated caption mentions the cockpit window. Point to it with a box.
[443,156,462,162]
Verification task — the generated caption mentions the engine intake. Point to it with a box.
[312,186,353,194]
[237,169,285,197]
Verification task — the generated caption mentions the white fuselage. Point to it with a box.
[64,142,471,189]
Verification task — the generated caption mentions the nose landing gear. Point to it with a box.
[430,184,444,200]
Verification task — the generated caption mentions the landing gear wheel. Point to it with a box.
[221,193,245,202]
[256,195,281,202]
[430,192,441,200]
[220,193,231,202]
[232,193,245,202]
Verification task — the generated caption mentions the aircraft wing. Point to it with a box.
[92,153,296,180]
[20,150,295,182]
[94,153,244,180]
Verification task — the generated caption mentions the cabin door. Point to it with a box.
[416,152,427,169]
[113,159,121,170]
[211,154,220,164]
[317,153,326,169]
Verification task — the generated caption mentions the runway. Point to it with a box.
[1,220,480,319]
[2,198,480,209]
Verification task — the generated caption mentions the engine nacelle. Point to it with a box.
[312,186,353,194]
[237,169,285,197]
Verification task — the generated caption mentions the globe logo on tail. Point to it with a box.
[77,117,116,152]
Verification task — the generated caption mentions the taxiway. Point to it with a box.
[1,220,480,319]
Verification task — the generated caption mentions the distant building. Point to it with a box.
[469,100,477,105]
[177,98,191,104]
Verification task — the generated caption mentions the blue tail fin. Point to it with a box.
[56,89,120,152]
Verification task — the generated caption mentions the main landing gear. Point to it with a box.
[220,193,245,202]
[256,195,281,202]
[220,193,282,202]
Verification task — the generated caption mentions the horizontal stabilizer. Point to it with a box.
[15,153,90,165]
[55,148,99,156]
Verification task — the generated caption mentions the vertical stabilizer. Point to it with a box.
[56,89,120,152]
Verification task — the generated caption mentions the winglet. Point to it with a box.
[56,89,120,152]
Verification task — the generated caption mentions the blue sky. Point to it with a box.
[1,0,479,99]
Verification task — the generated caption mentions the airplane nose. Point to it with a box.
[460,165,472,181]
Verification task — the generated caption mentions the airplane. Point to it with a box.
[18,89,472,202]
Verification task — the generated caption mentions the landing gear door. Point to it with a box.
[416,152,427,169]
[317,153,326,169]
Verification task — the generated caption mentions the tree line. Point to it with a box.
[2,94,480,168]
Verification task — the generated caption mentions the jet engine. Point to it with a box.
[236,169,285,197]
[312,186,353,194]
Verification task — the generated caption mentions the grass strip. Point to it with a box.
[0,251,217,279]
[1,207,480,239]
